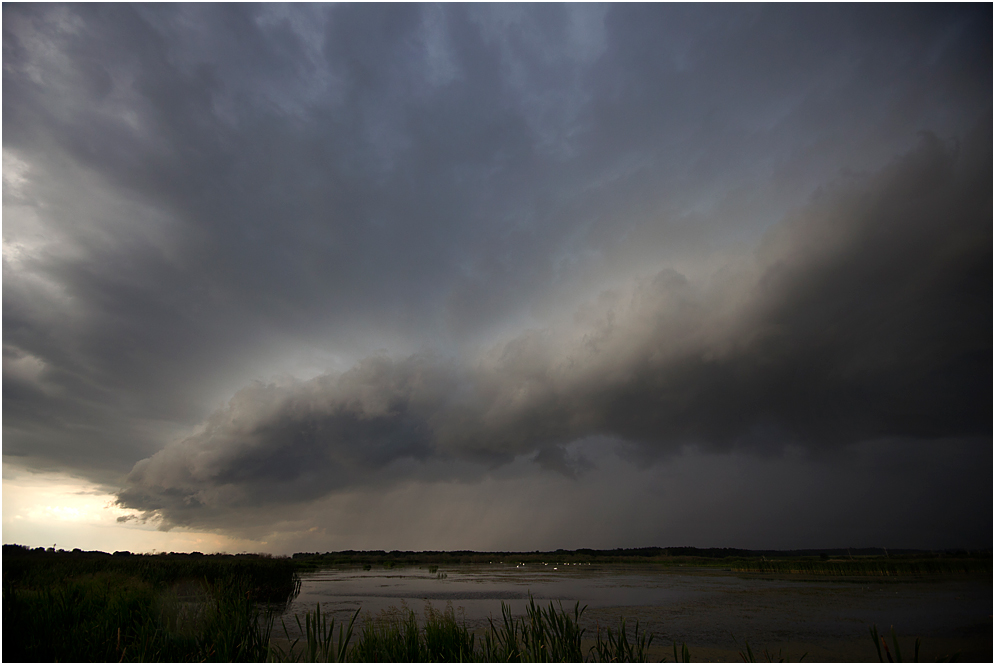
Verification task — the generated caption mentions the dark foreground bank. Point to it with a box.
[2,544,299,661]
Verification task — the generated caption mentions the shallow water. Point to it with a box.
[276,563,991,662]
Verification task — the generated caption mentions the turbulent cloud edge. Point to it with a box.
[117,130,992,527]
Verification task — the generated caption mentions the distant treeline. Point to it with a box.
[289,546,991,571]
[729,557,990,576]
[4,543,282,560]
[5,542,989,575]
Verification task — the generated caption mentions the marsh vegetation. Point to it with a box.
[3,545,989,662]
[3,545,297,662]
[275,597,657,662]
[2,546,657,662]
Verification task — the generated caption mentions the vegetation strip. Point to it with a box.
[289,546,991,575]
[4,544,983,662]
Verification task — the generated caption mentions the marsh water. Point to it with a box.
[277,563,991,662]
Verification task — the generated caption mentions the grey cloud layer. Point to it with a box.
[4,4,990,543]
[192,438,990,552]
[118,131,991,526]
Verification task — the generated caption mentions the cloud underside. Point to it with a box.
[117,131,991,528]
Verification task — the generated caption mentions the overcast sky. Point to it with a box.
[3,3,991,554]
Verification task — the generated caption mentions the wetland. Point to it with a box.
[4,545,990,662]
[281,559,992,662]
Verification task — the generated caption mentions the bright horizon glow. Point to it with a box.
[2,468,270,554]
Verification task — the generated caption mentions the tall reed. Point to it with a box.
[870,625,920,663]
[286,595,657,662]
[589,616,654,663]
[275,603,358,662]
[349,604,425,662]
[423,602,477,662]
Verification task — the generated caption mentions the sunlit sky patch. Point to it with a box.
[3,470,269,553]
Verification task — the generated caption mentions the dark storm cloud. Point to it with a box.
[4,4,990,540]
[117,131,991,526]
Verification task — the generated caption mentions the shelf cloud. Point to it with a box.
[118,130,991,529]
[4,4,990,550]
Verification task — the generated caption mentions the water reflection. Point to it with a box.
[277,562,990,657]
